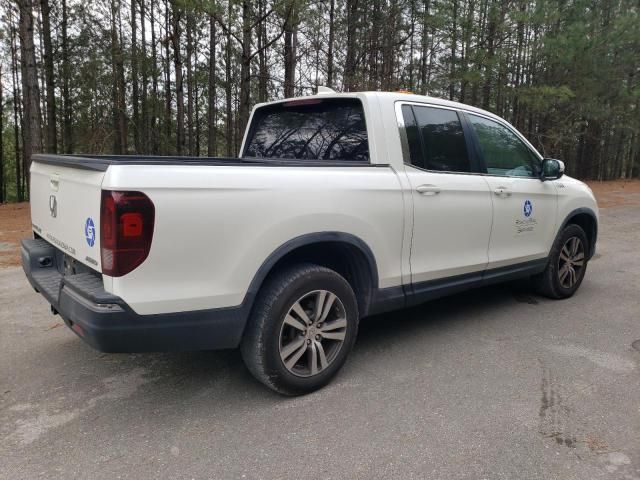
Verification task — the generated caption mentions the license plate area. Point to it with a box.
[62,253,96,276]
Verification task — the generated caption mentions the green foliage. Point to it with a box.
[517,85,575,112]
[0,0,638,198]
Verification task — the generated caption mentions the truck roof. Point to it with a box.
[255,90,504,124]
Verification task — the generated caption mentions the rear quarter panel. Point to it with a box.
[102,164,405,315]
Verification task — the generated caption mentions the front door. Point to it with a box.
[465,113,558,269]
[399,104,493,283]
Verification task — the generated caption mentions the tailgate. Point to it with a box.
[30,160,105,271]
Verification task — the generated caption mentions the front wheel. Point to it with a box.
[240,263,359,395]
[533,224,589,299]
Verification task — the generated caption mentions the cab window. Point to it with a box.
[467,114,540,177]
[243,98,369,162]
[401,105,470,173]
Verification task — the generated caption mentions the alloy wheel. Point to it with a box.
[557,236,585,289]
[278,290,348,377]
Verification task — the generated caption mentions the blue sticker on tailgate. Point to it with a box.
[85,217,96,247]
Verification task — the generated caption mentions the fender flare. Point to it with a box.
[555,207,598,259]
[240,231,380,313]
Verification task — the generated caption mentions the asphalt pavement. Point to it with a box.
[1,205,639,479]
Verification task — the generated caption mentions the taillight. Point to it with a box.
[100,190,155,277]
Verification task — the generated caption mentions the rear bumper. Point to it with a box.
[21,238,247,352]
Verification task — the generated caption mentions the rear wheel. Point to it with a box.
[533,224,589,299]
[240,263,358,395]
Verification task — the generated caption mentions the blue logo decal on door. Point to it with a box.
[523,200,533,217]
[85,217,96,247]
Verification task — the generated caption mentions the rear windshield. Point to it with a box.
[243,98,369,162]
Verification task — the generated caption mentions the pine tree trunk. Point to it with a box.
[367,0,380,90]
[225,1,233,157]
[449,0,457,100]
[408,0,416,91]
[283,1,297,98]
[195,59,200,156]
[460,0,474,103]
[381,0,399,90]
[186,12,195,155]
[36,8,47,142]
[420,0,431,94]
[61,0,72,153]
[482,1,498,109]
[164,0,172,154]
[470,0,488,105]
[9,19,23,200]
[347,1,360,90]
[110,0,127,154]
[257,0,268,102]
[150,0,160,154]
[131,0,141,152]
[208,14,217,156]
[511,0,525,128]
[140,0,149,153]
[18,0,43,194]
[238,0,251,150]
[171,2,185,155]
[40,0,57,153]
[326,0,335,88]
[344,0,359,91]
[117,7,128,152]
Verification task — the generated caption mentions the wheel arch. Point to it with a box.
[243,232,380,320]
[557,208,598,259]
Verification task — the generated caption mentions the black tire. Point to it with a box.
[533,224,589,299]
[240,263,359,396]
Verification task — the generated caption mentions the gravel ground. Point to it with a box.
[1,203,639,479]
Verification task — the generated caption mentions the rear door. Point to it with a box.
[398,103,493,283]
[464,113,557,268]
[30,159,104,271]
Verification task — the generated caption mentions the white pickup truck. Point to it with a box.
[23,90,598,395]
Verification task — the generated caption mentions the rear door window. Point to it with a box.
[243,98,369,162]
[401,105,471,173]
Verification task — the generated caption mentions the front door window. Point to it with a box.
[468,114,541,177]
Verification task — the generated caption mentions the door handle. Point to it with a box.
[493,187,512,197]
[416,184,441,196]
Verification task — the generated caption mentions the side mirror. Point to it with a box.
[541,158,565,181]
